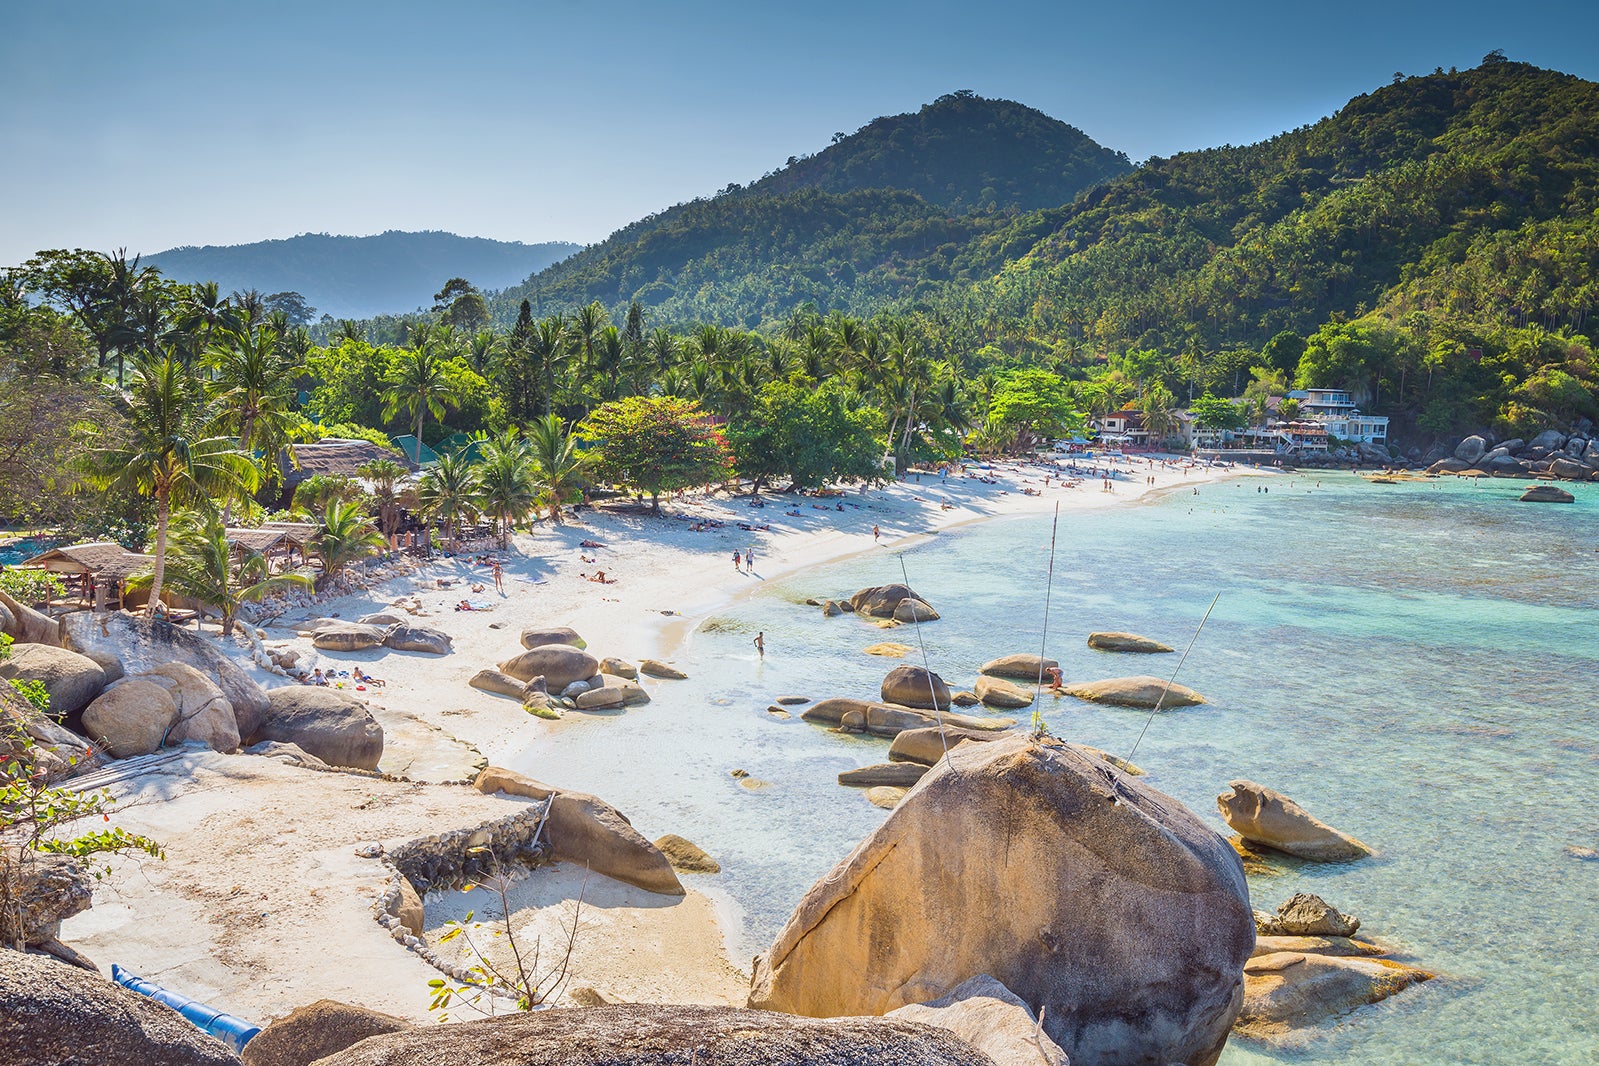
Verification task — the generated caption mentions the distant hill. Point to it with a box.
[492,93,1132,328]
[147,231,581,320]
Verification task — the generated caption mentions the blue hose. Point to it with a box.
[111,964,262,1053]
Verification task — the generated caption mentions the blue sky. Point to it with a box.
[3,0,1597,265]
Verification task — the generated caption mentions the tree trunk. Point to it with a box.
[147,493,170,620]
[650,491,660,513]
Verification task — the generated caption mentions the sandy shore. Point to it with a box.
[62,455,1248,1027]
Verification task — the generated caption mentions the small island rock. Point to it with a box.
[1062,675,1205,708]
[881,665,951,711]
[1087,631,1174,653]
[1218,780,1371,862]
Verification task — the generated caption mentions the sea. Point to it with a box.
[508,472,1599,1065]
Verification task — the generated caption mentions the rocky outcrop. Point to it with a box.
[851,584,930,619]
[383,625,453,655]
[1218,780,1371,862]
[653,833,720,873]
[972,675,1033,709]
[887,726,1004,766]
[748,734,1255,1066]
[805,698,1015,738]
[1454,435,1489,464]
[0,950,243,1066]
[81,679,178,757]
[881,665,951,711]
[356,612,407,627]
[839,762,929,788]
[863,642,914,657]
[469,668,528,699]
[500,644,600,689]
[310,1003,994,1066]
[249,687,384,771]
[0,643,107,717]
[638,659,687,680]
[1256,893,1361,937]
[1062,675,1205,708]
[242,999,411,1066]
[0,587,60,645]
[311,622,389,651]
[894,598,940,623]
[1428,429,1597,482]
[887,974,1068,1066]
[1087,631,1174,653]
[599,657,638,679]
[144,663,239,752]
[1,683,98,777]
[801,697,875,727]
[520,626,586,650]
[978,653,1057,681]
[1520,484,1575,503]
[1253,935,1381,958]
[1235,952,1432,1039]
[474,767,684,895]
[1,854,93,946]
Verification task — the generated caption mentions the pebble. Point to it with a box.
[354,841,384,858]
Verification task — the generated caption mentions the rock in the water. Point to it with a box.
[1087,631,1174,653]
[0,643,108,718]
[501,644,600,688]
[822,600,842,617]
[839,762,929,788]
[81,679,178,758]
[654,833,721,873]
[0,950,243,1065]
[887,725,1005,766]
[309,1003,993,1066]
[599,657,638,680]
[888,974,1069,1066]
[973,675,1034,709]
[383,624,452,655]
[774,695,809,705]
[143,662,239,752]
[802,698,876,727]
[851,584,929,619]
[882,665,951,711]
[949,690,979,707]
[866,786,908,809]
[1258,893,1361,937]
[575,686,626,710]
[869,703,1015,738]
[312,622,389,651]
[638,658,687,680]
[748,734,1255,1066]
[894,598,940,623]
[475,767,684,895]
[249,686,384,771]
[469,668,528,699]
[978,653,1058,681]
[1235,952,1432,1038]
[1520,484,1575,503]
[863,642,915,657]
[1218,780,1371,862]
[59,612,270,737]
[1252,935,1383,958]
[519,626,586,650]
[1062,675,1205,708]
[242,999,411,1066]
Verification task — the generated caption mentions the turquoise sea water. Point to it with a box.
[510,474,1599,1065]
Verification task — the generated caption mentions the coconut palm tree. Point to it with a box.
[474,431,538,548]
[525,414,590,523]
[382,340,457,457]
[207,325,299,519]
[415,452,479,549]
[125,510,311,635]
[357,458,410,539]
[525,316,573,417]
[84,353,259,618]
[310,499,387,579]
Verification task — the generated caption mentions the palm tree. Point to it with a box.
[1136,382,1180,447]
[525,316,573,417]
[525,414,590,522]
[382,341,457,457]
[571,301,608,384]
[84,353,258,618]
[125,510,311,635]
[358,458,409,539]
[415,452,479,549]
[310,499,387,579]
[207,325,299,520]
[475,431,538,548]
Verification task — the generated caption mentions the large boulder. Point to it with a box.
[469,668,528,699]
[0,587,60,645]
[382,625,452,655]
[653,834,720,874]
[1529,428,1566,451]
[1453,435,1489,464]
[59,612,271,738]
[0,950,243,1065]
[242,999,411,1066]
[500,644,600,689]
[1061,675,1205,709]
[1,683,98,776]
[143,662,239,752]
[1257,893,1361,937]
[638,659,687,680]
[1521,484,1575,503]
[520,626,586,650]
[1235,952,1432,1039]
[310,1003,993,1066]
[599,657,638,679]
[0,643,107,717]
[882,665,951,711]
[1218,780,1371,862]
[1087,631,1174,654]
[748,734,1255,1066]
[1487,455,1529,476]
[312,622,389,652]
[887,974,1068,1066]
[249,687,384,771]
[575,686,626,710]
[978,653,1058,681]
[894,598,940,623]
[839,763,929,788]
[1,854,93,946]
[1550,457,1592,480]
[81,679,179,758]
[801,697,876,727]
[972,675,1033,710]
[851,584,928,619]
[887,726,1004,766]
[474,767,684,895]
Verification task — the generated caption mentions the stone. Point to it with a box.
[894,598,940,623]
[888,974,1069,1066]
[312,622,390,651]
[1529,428,1566,451]
[748,734,1254,1066]
[0,950,244,1065]
[501,644,600,688]
[973,675,1034,709]
[599,656,638,680]
[869,704,1015,738]
[1218,780,1371,862]
[0,643,108,717]
[863,642,915,657]
[978,653,1059,681]
[0,587,60,645]
[1487,455,1529,476]
[638,658,687,680]
[383,624,453,655]
[242,999,412,1066]
[81,679,178,757]
[839,762,928,788]
[1235,952,1432,1038]
[308,1003,994,1066]
[243,740,330,769]
[474,767,684,895]
[357,612,407,626]
[822,600,842,617]
[766,706,791,718]
[840,709,867,732]
[144,662,239,753]
[1550,457,1591,480]
[1454,434,1489,464]
[1252,935,1383,958]
[1520,484,1575,503]
[390,877,425,938]
[575,686,626,710]
[949,690,979,706]
[598,674,650,705]
[249,686,384,771]
[887,725,1005,766]
[561,680,592,698]
[2,684,97,777]
[524,694,560,720]
[866,786,908,809]
[1,854,93,946]
[654,833,720,873]
[850,583,929,619]
[882,665,951,711]
[1260,893,1361,937]
[519,626,587,650]
[1087,631,1175,653]
[1061,675,1205,708]
[59,612,271,738]
[802,697,876,727]
[469,668,528,699]
[774,695,809,705]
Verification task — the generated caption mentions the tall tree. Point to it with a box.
[474,430,538,548]
[581,396,732,511]
[382,340,458,451]
[125,510,311,635]
[524,414,591,522]
[415,451,479,548]
[207,325,299,518]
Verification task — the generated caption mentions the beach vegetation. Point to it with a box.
[582,396,733,512]
[309,498,387,578]
[523,414,591,523]
[123,510,312,634]
[358,458,411,538]
[0,571,67,608]
[416,452,481,548]
[475,429,539,548]
[292,473,367,516]
[729,380,884,492]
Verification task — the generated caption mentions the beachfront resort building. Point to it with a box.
[1288,389,1389,444]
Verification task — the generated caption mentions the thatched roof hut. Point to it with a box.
[16,542,154,610]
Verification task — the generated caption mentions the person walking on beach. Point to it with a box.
[492,559,504,594]
[745,548,755,573]
[872,524,880,542]
[732,550,741,571]
[753,631,765,658]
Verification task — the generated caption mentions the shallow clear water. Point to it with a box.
[510,473,1599,1064]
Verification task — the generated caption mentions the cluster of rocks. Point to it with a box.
[811,584,940,625]
[468,626,683,719]
[307,615,453,656]
[1426,426,1599,486]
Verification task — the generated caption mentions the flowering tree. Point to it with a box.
[581,396,732,511]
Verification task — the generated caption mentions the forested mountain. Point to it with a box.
[491,93,1131,329]
[147,231,579,320]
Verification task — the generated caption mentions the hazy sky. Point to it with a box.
[4,0,1598,265]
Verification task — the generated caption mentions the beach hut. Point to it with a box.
[282,439,415,505]
[223,526,310,574]
[16,542,154,611]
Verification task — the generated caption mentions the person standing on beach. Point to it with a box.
[745,548,755,573]
[753,631,765,658]
[872,524,880,542]
[732,550,741,571]
[492,559,504,594]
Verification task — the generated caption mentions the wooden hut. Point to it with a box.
[16,542,154,611]
[224,526,309,574]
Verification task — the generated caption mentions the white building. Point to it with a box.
[1288,389,1389,444]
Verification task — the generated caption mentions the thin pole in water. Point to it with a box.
[1030,503,1062,732]
[898,551,953,774]
[1112,591,1221,803]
